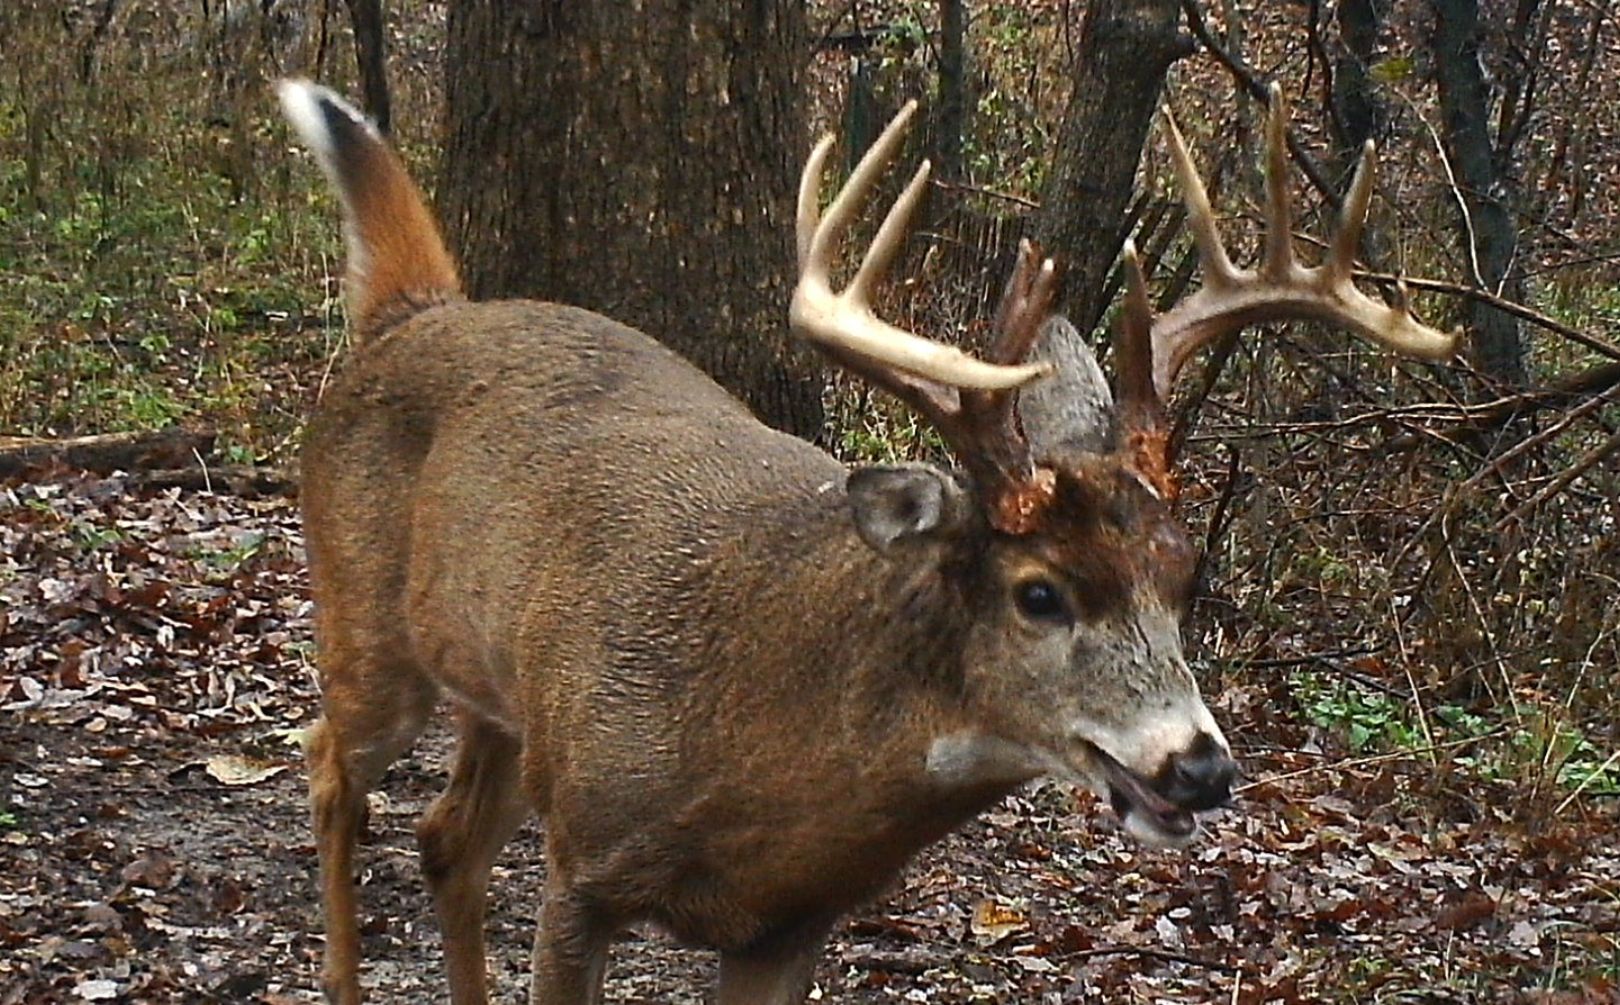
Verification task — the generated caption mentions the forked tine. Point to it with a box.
[798,102,918,278]
[790,102,1051,391]
[988,239,1060,367]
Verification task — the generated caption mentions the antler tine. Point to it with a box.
[802,101,917,280]
[848,159,932,305]
[987,239,1060,367]
[796,134,836,268]
[789,102,1051,391]
[1142,97,1460,399]
[1114,238,1177,498]
[1327,139,1376,285]
[1115,239,1158,416]
[1261,82,1294,279]
[1163,106,1240,288]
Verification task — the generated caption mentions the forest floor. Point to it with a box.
[2,473,1617,1005]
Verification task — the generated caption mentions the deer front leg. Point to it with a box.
[716,924,829,1005]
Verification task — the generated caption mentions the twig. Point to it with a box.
[1237,646,1385,670]
[1238,644,1408,701]
[1058,944,1238,973]
[1446,379,1620,502]
[1441,527,1521,717]
[1192,447,1244,594]
[1404,94,1486,290]
[1379,359,1620,455]
[1178,0,1340,205]
[1495,426,1620,530]
[1554,747,1620,815]
[1358,271,1620,363]
[1235,728,1509,793]
[1388,378,1620,568]
[932,178,1039,211]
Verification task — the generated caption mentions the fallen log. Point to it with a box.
[0,428,217,478]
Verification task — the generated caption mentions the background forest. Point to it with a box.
[1,0,1616,1002]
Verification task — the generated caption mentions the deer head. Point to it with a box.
[791,90,1454,843]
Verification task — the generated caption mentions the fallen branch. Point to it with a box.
[126,465,299,499]
[1059,944,1239,973]
[0,428,216,478]
[1495,426,1620,530]
[1379,358,1620,454]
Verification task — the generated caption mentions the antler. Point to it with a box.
[1122,83,1458,403]
[792,102,1050,392]
[791,102,1064,533]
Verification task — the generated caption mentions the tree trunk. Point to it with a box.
[343,0,390,135]
[1032,0,1188,337]
[1331,0,1382,164]
[439,1,825,441]
[936,0,966,183]
[1431,0,1527,388]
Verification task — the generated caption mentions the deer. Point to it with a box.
[276,78,1455,1005]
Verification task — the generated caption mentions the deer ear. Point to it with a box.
[847,465,971,553]
[1018,315,1116,456]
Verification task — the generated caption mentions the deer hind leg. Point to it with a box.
[416,713,530,1005]
[307,658,437,1005]
[529,878,612,1005]
[716,924,829,1005]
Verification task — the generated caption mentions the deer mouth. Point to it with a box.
[1081,742,1198,846]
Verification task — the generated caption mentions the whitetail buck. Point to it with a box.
[278,79,1454,1004]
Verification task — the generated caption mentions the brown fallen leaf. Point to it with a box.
[203,753,288,787]
[1433,890,1497,932]
[970,898,1029,947]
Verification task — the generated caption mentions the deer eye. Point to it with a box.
[1014,579,1070,624]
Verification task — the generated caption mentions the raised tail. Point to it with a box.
[277,79,462,340]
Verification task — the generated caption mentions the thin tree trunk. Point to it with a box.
[1331,0,1381,165]
[343,0,390,135]
[1431,0,1527,388]
[1032,0,1189,337]
[936,0,966,183]
[439,1,824,440]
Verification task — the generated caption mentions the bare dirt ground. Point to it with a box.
[3,474,1616,1004]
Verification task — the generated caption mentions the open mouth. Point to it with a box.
[1082,742,1198,845]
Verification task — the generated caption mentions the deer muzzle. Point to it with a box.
[1082,728,1235,847]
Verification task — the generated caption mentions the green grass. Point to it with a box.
[1288,668,1620,798]
[0,2,357,457]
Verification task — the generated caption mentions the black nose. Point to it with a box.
[1157,733,1236,811]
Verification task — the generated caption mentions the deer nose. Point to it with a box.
[1157,733,1236,811]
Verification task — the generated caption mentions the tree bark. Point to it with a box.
[439,1,825,441]
[936,0,966,183]
[1431,0,1527,387]
[1331,0,1382,164]
[343,0,390,135]
[1032,0,1189,337]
